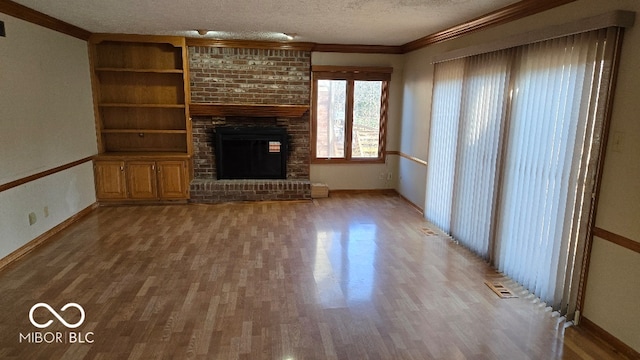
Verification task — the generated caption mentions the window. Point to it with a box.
[311,66,391,162]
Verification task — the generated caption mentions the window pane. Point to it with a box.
[315,79,346,158]
[352,81,382,158]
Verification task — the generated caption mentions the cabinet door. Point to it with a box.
[126,161,158,199]
[157,160,188,199]
[94,161,127,199]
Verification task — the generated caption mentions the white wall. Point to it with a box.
[310,52,404,190]
[397,157,426,210]
[0,14,97,259]
[399,0,640,352]
[579,1,640,351]
[396,50,433,209]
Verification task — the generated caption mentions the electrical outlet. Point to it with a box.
[387,172,392,180]
[28,212,37,226]
[44,206,49,218]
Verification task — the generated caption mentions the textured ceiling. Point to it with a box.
[11,0,518,45]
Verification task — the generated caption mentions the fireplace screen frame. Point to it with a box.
[214,126,289,180]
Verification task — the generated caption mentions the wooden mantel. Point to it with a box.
[189,103,309,118]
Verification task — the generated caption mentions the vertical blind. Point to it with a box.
[425,58,464,235]
[450,51,510,258]
[425,27,621,316]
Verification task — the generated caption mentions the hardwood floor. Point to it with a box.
[0,193,629,359]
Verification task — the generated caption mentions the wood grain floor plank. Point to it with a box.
[0,193,631,359]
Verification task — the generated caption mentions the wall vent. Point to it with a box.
[420,227,437,236]
[484,281,518,298]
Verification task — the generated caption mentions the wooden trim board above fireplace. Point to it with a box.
[189,103,309,118]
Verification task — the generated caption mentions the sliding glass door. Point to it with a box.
[425,27,622,316]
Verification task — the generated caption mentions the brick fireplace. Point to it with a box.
[188,46,312,203]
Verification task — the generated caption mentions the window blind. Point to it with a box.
[425,58,464,234]
[450,51,510,258]
[425,26,623,316]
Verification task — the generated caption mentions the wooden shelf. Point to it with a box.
[95,152,191,159]
[90,36,191,157]
[91,36,184,69]
[95,67,184,74]
[90,34,185,48]
[99,103,186,108]
[97,71,185,104]
[101,129,187,134]
[189,103,309,118]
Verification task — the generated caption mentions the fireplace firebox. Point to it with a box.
[215,127,288,179]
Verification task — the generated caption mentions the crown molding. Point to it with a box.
[0,0,91,40]
[432,10,635,63]
[187,38,403,54]
[401,0,578,53]
[313,43,403,54]
[186,37,315,51]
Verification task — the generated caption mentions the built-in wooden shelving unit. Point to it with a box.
[89,34,192,202]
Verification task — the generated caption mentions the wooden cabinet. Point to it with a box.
[94,158,189,202]
[127,161,158,199]
[157,161,189,199]
[89,34,192,203]
[94,161,127,199]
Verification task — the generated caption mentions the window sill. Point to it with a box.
[311,158,385,165]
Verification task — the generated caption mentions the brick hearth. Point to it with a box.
[190,179,311,203]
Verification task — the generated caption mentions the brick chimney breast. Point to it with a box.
[188,46,311,203]
[189,47,310,105]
